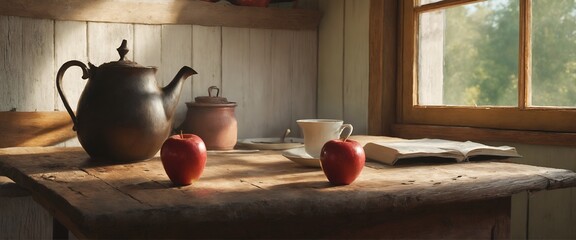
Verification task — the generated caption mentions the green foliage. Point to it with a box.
[440,0,576,107]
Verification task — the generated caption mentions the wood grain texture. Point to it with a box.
[268,29,294,137]
[0,16,22,111]
[0,139,574,238]
[247,28,273,137]
[318,0,344,119]
[290,30,318,135]
[343,0,370,135]
[192,25,222,99]
[0,112,75,148]
[368,0,398,136]
[55,21,88,112]
[87,22,134,65]
[133,24,162,69]
[160,25,193,127]
[0,0,321,30]
[222,27,251,138]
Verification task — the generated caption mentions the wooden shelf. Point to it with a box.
[0,0,322,30]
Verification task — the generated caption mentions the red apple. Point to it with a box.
[320,138,365,185]
[160,134,207,186]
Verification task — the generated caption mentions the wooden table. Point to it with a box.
[0,144,575,239]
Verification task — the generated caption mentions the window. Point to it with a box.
[399,0,576,133]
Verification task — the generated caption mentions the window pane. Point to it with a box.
[418,0,519,106]
[531,0,576,107]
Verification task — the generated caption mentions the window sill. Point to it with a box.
[392,124,576,147]
[0,0,321,30]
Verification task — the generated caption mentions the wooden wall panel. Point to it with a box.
[246,28,273,138]
[192,26,222,99]
[318,0,369,134]
[133,25,162,69]
[0,16,22,111]
[290,30,317,135]
[54,20,88,147]
[222,27,251,138]
[54,21,88,112]
[87,23,134,65]
[343,0,369,134]
[160,25,193,127]
[269,30,295,137]
[21,18,54,112]
[185,24,227,135]
[318,0,344,120]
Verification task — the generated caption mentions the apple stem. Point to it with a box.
[180,130,184,139]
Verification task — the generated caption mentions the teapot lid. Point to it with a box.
[97,40,152,69]
[189,86,237,107]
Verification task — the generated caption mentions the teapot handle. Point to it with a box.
[56,60,90,131]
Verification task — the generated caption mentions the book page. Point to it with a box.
[412,139,520,158]
[364,138,521,165]
[367,140,466,162]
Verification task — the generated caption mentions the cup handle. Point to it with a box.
[338,124,353,141]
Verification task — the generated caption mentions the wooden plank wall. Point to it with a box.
[0,17,317,144]
[318,0,369,135]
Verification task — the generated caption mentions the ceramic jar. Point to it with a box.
[180,86,237,150]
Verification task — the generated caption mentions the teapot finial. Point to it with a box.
[117,39,129,61]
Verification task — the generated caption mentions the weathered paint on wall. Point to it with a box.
[0,17,318,141]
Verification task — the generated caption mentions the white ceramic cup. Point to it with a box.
[296,119,353,158]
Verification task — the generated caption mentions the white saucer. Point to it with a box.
[282,147,321,168]
[237,138,303,150]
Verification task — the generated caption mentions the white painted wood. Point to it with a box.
[160,25,192,127]
[222,27,251,138]
[87,22,133,65]
[0,16,22,111]
[246,28,273,138]
[192,25,222,99]
[343,0,369,135]
[290,30,317,136]
[54,20,88,147]
[20,18,54,111]
[318,0,344,119]
[55,21,88,112]
[268,29,294,137]
[133,24,161,70]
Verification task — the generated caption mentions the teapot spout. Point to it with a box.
[162,66,197,120]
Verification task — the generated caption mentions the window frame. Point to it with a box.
[368,0,576,146]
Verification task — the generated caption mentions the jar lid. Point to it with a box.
[190,86,237,107]
[194,86,227,103]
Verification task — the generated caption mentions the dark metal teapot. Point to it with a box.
[56,40,197,162]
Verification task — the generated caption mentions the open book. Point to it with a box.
[363,138,521,166]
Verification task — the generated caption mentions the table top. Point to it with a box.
[1,137,575,239]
